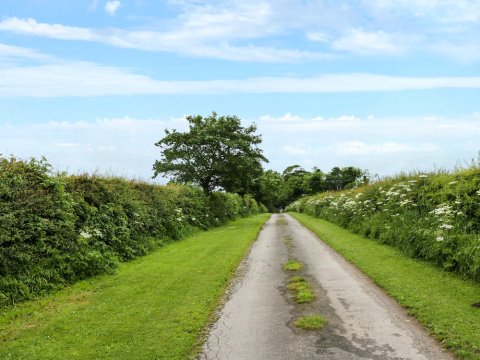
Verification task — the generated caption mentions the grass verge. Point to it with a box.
[290,212,480,359]
[0,214,270,360]
[294,315,327,330]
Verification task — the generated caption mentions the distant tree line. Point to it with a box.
[154,112,369,212]
[252,165,369,211]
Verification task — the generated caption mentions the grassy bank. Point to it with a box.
[287,168,480,282]
[291,213,480,359]
[0,214,269,360]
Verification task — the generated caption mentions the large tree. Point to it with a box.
[282,165,311,204]
[253,170,287,212]
[153,112,268,194]
[325,166,369,190]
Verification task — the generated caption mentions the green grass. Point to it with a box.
[291,212,480,359]
[288,275,306,284]
[293,315,327,330]
[295,289,316,304]
[283,260,304,271]
[287,277,316,304]
[0,214,270,360]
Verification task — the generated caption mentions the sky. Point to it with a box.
[1,0,480,180]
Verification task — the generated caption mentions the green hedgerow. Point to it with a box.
[0,156,267,307]
[287,167,480,282]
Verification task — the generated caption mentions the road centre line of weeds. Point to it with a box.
[280,212,328,330]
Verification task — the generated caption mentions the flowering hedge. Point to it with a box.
[0,156,266,306]
[287,168,480,282]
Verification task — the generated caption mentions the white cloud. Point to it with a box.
[0,117,188,180]
[362,0,480,23]
[2,114,479,179]
[332,28,407,55]
[306,32,329,43]
[0,42,50,61]
[431,42,480,63]
[283,145,308,155]
[1,0,480,62]
[256,113,480,175]
[0,17,328,62]
[1,44,480,98]
[333,141,439,155]
[2,54,480,98]
[88,0,100,11]
[105,1,121,16]
[259,113,310,122]
[0,18,94,41]
[0,61,162,97]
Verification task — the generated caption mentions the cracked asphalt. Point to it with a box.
[199,214,454,360]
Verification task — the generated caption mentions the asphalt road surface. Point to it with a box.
[199,214,453,360]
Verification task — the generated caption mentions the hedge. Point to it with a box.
[0,156,266,306]
[287,168,480,282]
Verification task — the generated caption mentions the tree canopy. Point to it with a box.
[153,112,268,194]
[253,165,369,211]
[153,111,369,209]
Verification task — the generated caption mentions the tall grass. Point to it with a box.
[287,167,480,281]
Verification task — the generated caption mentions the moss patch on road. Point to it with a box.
[287,277,316,304]
[0,214,270,360]
[294,315,328,330]
[283,260,304,271]
[291,212,480,359]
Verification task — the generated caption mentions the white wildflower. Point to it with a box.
[430,204,454,216]
[439,224,454,230]
[80,231,91,239]
[436,236,444,241]
[399,199,413,207]
[419,174,428,178]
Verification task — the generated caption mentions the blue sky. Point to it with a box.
[1,0,480,180]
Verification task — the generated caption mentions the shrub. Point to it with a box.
[287,168,480,282]
[0,156,266,307]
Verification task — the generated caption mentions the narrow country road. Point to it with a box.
[199,214,453,360]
